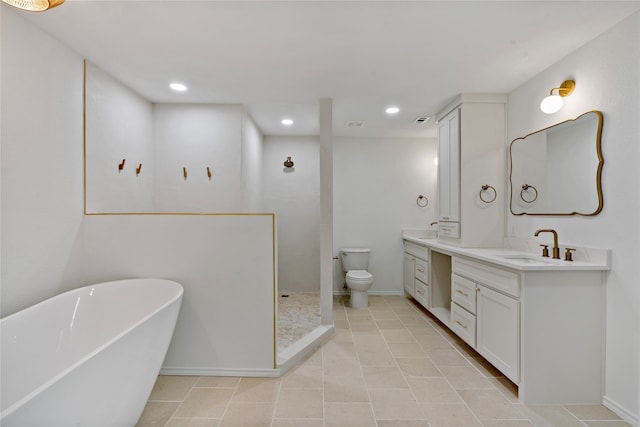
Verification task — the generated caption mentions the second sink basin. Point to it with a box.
[498,255,557,265]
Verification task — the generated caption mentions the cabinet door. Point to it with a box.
[403,253,416,297]
[437,107,460,222]
[476,284,520,383]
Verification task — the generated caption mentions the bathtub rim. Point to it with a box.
[0,278,184,419]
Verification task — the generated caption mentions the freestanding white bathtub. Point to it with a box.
[0,278,183,426]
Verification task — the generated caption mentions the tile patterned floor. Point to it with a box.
[137,295,629,427]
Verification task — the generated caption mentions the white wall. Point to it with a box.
[242,113,264,212]
[263,136,320,292]
[153,104,244,212]
[1,9,84,316]
[80,214,276,374]
[507,11,640,422]
[333,137,438,294]
[85,62,155,213]
[85,64,262,214]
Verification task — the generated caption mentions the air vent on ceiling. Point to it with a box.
[345,120,365,127]
[413,116,431,124]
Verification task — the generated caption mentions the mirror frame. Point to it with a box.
[509,110,604,216]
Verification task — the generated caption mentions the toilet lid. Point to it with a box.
[347,270,372,280]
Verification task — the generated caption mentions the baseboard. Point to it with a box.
[603,396,639,426]
[159,366,280,377]
[160,325,335,378]
[333,290,405,296]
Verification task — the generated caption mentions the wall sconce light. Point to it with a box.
[1,0,64,11]
[540,79,575,114]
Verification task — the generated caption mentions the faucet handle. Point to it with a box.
[539,244,549,257]
[564,247,576,262]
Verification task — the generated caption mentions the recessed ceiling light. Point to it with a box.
[281,118,294,126]
[385,106,400,115]
[170,82,187,92]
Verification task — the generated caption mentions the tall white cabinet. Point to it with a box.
[436,94,507,247]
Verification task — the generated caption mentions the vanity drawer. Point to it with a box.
[404,241,428,260]
[451,302,476,347]
[453,257,520,298]
[452,273,476,314]
[415,259,429,284]
[414,279,429,308]
[439,221,460,238]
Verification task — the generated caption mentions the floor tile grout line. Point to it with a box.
[268,371,284,427]
[161,381,197,426]
[401,297,503,425]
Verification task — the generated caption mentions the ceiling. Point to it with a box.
[12,0,640,138]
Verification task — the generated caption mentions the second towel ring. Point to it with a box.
[520,184,538,203]
[416,195,429,207]
[479,184,497,203]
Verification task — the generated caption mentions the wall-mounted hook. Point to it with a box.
[283,156,294,168]
[118,159,126,172]
[183,167,187,179]
[207,166,212,179]
[136,163,142,176]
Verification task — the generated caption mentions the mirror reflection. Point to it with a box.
[509,111,603,216]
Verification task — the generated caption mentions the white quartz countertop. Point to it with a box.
[402,232,610,271]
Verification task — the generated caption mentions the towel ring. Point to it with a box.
[416,195,429,207]
[520,184,538,203]
[479,184,497,204]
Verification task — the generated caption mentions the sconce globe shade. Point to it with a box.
[2,0,64,11]
[540,94,563,114]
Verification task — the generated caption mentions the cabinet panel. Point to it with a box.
[415,258,429,284]
[414,279,429,308]
[438,222,460,239]
[453,257,520,298]
[403,253,416,297]
[437,107,460,223]
[476,284,520,383]
[451,273,476,314]
[451,302,476,347]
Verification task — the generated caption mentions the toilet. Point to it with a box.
[340,247,374,309]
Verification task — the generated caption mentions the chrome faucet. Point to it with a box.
[534,229,560,259]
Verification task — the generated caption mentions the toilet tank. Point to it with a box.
[340,248,370,271]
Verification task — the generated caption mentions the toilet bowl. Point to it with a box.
[340,248,374,309]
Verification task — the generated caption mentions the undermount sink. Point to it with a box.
[498,255,556,264]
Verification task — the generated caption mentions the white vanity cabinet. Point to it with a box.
[476,284,519,382]
[403,242,429,308]
[436,94,507,247]
[437,107,461,234]
[401,234,608,405]
[402,253,415,297]
[451,257,520,383]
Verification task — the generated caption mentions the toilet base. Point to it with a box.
[349,289,369,309]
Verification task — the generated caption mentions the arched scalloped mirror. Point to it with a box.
[509,110,604,216]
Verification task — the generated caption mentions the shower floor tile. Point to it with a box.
[277,291,320,352]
